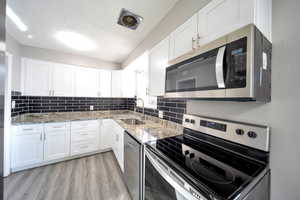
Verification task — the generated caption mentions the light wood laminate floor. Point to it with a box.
[4,152,131,200]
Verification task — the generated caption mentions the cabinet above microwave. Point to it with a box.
[165,24,272,102]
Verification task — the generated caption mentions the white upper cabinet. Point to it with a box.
[168,0,272,61]
[111,70,123,97]
[51,64,75,97]
[122,69,136,98]
[74,67,99,97]
[22,59,52,96]
[99,70,112,97]
[169,13,198,60]
[197,0,272,46]
[149,37,170,96]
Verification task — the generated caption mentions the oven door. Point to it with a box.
[144,149,207,200]
[165,46,227,98]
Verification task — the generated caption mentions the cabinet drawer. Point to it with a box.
[44,122,67,132]
[71,140,98,156]
[71,120,99,131]
[15,124,43,135]
[71,131,98,142]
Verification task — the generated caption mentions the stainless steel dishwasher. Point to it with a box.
[124,131,141,200]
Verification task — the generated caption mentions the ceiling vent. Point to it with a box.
[117,8,143,30]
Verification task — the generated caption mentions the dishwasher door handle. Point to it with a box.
[127,142,138,148]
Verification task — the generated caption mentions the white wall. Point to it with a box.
[187,0,300,199]
[122,0,210,67]
[21,45,121,70]
[6,34,21,91]
[5,37,122,92]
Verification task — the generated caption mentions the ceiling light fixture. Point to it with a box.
[118,9,143,30]
[27,34,33,39]
[6,6,28,32]
[55,31,97,51]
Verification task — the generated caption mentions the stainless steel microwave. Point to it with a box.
[165,24,272,102]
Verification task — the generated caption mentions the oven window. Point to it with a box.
[225,37,247,88]
[145,156,190,200]
[165,49,220,93]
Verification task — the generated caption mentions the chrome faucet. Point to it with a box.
[135,98,145,120]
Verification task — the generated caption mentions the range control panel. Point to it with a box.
[183,114,270,152]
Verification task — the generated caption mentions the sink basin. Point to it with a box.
[121,118,145,125]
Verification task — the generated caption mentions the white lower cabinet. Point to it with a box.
[100,119,114,150]
[112,121,124,172]
[11,125,44,170]
[11,119,126,172]
[44,123,70,161]
[70,120,100,156]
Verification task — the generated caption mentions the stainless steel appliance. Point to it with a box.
[144,114,270,200]
[0,0,6,198]
[165,24,272,102]
[124,131,142,200]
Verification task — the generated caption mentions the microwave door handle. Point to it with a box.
[145,149,209,200]
[216,46,226,88]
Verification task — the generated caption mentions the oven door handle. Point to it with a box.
[145,149,208,200]
[216,46,226,88]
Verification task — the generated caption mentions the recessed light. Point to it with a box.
[55,31,97,51]
[6,6,28,32]
[27,34,33,39]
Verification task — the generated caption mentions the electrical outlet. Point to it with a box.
[90,105,94,111]
[12,100,16,109]
[159,110,163,119]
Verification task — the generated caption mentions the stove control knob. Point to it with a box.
[235,129,244,135]
[185,118,190,123]
[184,150,190,155]
[248,131,257,139]
[190,119,195,124]
[189,153,195,158]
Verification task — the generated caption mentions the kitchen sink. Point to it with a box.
[121,118,145,125]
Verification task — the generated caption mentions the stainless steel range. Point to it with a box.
[144,114,270,200]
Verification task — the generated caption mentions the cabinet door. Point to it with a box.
[122,70,136,97]
[111,70,123,97]
[44,123,70,161]
[99,70,112,97]
[169,13,198,60]
[100,119,114,150]
[112,121,124,171]
[22,58,51,96]
[11,126,44,169]
[118,130,124,172]
[74,67,99,97]
[149,37,170,96]
[52,64,75,97]
[197,0,253,46]
[113,130,118,157]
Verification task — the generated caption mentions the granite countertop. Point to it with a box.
[12,110,183,143]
